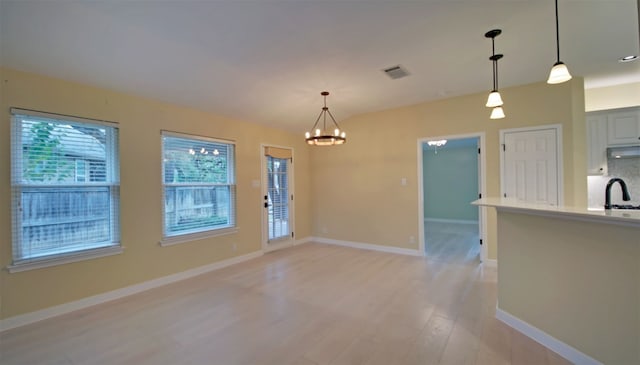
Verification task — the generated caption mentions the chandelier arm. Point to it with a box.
[323,109,327,131]
[309,110,325,132]
[325,109,342,129]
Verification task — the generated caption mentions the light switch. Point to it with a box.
[401,177,407,186]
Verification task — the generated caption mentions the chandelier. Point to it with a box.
[305,91,346,146]
[427,139,447,154]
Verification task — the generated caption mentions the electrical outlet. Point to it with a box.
[232,243,237,252]
[409,236,416,245]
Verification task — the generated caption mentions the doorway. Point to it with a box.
[261,145,294,252]
[418,133,486,263]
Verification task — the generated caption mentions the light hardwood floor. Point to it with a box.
[0,243,571,365]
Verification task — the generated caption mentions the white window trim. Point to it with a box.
[7,246,123,273]
[161,130,234,145]
[10,108,117,128]
[159,227,239,247]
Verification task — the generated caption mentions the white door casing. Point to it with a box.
[500,125,562,206]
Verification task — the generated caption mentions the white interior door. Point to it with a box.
[502,126,560,206]
[262,146,294,252]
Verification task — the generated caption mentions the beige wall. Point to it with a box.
[0,66,589,320]
[310,80,587,260]
[497,211,640,364]
[0,67,312,319]
[585,81,640,111]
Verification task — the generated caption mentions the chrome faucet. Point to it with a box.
[604,178,631,210]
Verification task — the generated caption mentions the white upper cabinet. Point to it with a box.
[586,114,608,175]
[607,108,640,145]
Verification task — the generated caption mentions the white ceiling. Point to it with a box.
[1,1,639,132]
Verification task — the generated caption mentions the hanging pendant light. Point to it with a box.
[486,90,503,108]
[547,0,572,84]
[485,29,505,119]
[490,106,506,119]
[485,29,504,108]
[304,91,346,146]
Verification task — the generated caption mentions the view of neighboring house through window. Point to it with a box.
[10,109,120,265]
[75,160,87,182]
[162,132,236,241]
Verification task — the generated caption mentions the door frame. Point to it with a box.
[417,132,487,262]
[260,143,295,253]
[499,124,564,206]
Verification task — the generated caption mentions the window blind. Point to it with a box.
[266,155,290,241]
[10,110,120,264]
[264,146,292,160]
[162,132,236,238]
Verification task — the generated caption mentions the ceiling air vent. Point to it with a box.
[382,65,410,80]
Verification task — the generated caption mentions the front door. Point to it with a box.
[262,146,294,251]
[502,126,560,205]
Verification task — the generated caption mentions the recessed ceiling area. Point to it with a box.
[1,0,638,132]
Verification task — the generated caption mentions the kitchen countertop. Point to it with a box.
[473,197,640,228]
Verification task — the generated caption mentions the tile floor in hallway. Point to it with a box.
[425,220,481,264]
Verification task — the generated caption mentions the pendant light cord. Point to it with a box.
[322,93,327,131]
[492,37,497,90]
[495,58,499,91]
[555,0,561,62]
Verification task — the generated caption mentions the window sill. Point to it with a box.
[159,227,239,247]
[7,246,124,273]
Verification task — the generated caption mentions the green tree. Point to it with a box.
[23,122,73,182]
[164,149,227,183]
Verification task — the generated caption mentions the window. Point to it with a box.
[161,132,236,244]
[10,109,120,270]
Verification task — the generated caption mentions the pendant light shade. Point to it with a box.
[547,0,572,84]
[486,90,504,108]
[547,61,572,84]
[305,91,346,146]
[490,106,506,119]
[485,29,505,118]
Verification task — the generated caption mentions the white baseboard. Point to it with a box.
[311,237,423,257]
[0,250,264,332]
[424,218,478,225]
[482,258,497,268]
[496,307,602,365]
[294,236,313,246]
